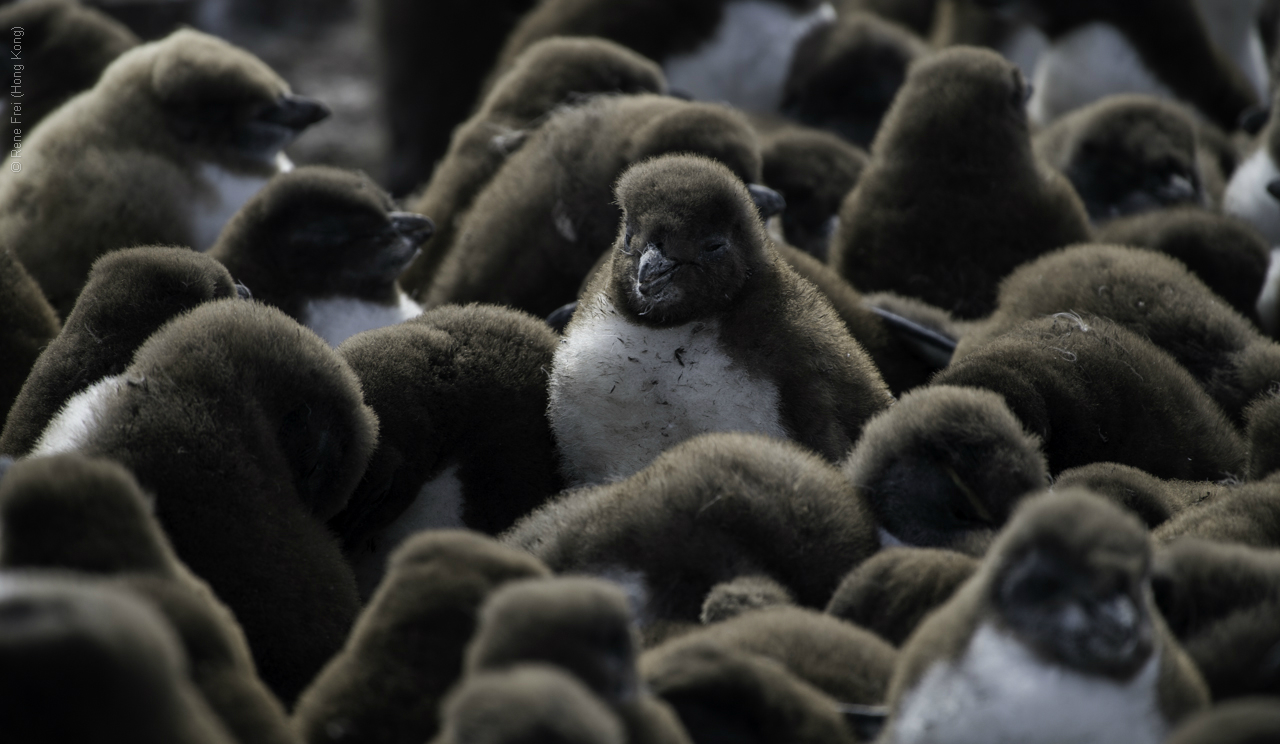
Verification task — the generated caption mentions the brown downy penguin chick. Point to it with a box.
[293,531,550,744]
[700,575,795,624]
[432,665,627,744]
[781,9,930,148]
[640,640,861,744]
[957,244,1280,423]
[209,166,432,346]
[399,36,666,298]
[829,46,1091,319]
[424,95,783,317]
[1033,95,1209,223]
[756,120,868,261]
[0,574,236,744]
[0,0,139,127]
[0,247,59,427]
[880,489,1210,744]
[1152,538,1280,699]
[503,433,881,632]
[0,247,239,458]
[825,547,979,646]
[0,28,328,316]
[1052,462,1223,529]
[1166,698,1280,744]
[0,454,301,744]
[934,314,1249,480]
[1095,206,1271,325]
[27,300,377,703]
[840,385,1049,553]
[1246,392,1280,480]
[329,304,562,595]
[1153,482,1280,549]
[550,154,891,485]
[465,577,693,744]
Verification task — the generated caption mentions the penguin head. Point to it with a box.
[466,578,641,705]
[988,489,1156,681]
[610,154,771,325]
[842,385,1049,554]
[214,166,432,301]
[623,99,765,190]
[438,665,627,744]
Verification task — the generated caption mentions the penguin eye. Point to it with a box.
[621,226,635,254]
[703,241,727,254]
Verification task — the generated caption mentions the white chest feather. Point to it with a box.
[350,463,465,597]
[301,291,423,347]
[548,297,787,486]
[30,376,123,457]
[1194,0,1269,102]
[887,623,1166,744]
[1256,248,1280,337]
[663,0,835,114]
[1029,23,1176,126]
[189,153,292,251]
[1225,148,1280,246]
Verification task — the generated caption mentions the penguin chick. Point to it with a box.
[465,577,693,744]
[781,9,929,147]
[957,244,1280,423]
[330,304,562,595]
[1095,206,1270,324]
[1165,698,1280,744]
[0,456,301,744]
[829,46,1091,319]
[881,489,1210,744]
[0,0,139,127]
[1246,392,1280,480]
[0,28,328,316]
[432,665,627,744]
[701,575,795,624]
[210,166,431,346]
[647,606,898,706]
[503,432,881,629]
[841,385,1049,553]
[1052,462,1224,529]
[550,154,892,484]
[294,531,551,744]
[757,120,867,261]
[0,574,236,744]
[1033,95,1208,223]
[423,94,781,317]
[639,640,859,744]
[1153,482,1280,549]
[0,247,59,427]
[0,247,239,458]
[29,300,377,703]
[934,314,1248,480]
[400,36,666,298]
[825,547,979,646]
[1152,538,1280,699]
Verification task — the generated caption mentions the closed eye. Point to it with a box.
[703,241,727,254]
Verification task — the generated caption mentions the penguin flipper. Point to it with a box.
[866,305,958,369]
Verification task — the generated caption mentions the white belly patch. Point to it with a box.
[302,291,423,347]
[189,153,290,251]
[886,623,1166,744]
[1225,148,1280,246]
[663,0,835,114]
[1029,23,1176,125]
[30,375,123,456]
[548,296,788,486]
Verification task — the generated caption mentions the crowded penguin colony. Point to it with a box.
[6,0,1280,741]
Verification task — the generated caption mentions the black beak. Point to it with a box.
[389,211,435,246]
[636,245,677,295]
[1241,105,1271,135]
[258,93,331,131]
[235,282,253,300]
[748,184,786,220]
[1267,179,1280,202]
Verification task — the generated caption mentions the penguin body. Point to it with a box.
[0,247,59,428]
[28,300,377,703]
[881,489,1209,744]
[1052,462,1222,529]
[209,166,433,346]
[503,432,881,632]
[1166,699,1280,744]
[1192,0,1270,103]
[294,531,551,744]
[0,247,238,458]
[1224,111,1280,247]
[400,37,666,299]
[829,46,1091,319]
[1246,392,1280,480]
[550,154,891,485]
[0,29,327,316]
[1154,482,1280,549]
[825,547,979,646]
[329,304,563,595]
[700,574,796,624]
[935,314,1247,480]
